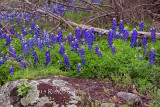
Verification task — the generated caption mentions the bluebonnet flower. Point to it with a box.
[29,28,33,34]
[130,29,138,48]
[10,26,15,34]
[4,34,11,46]
[23,44,28,58]
[81,28,86,39]
[64,53,70,67]
[98,49,102,57]
[68,33,73,45]
[33,50,38,63]
[99,31,103,36]
[150,28,156,42]
[9,66,14,75]
[18,55,23,62]
[139,21,144,31]
[74,39,79,52]
[149,48,155,65]
[45,50,50,65]
[43,30,50,47]
[22,26,27,36]
[33,35,38,46]
[79,46,86,65]
[143,43,148,55]
[55,35,59,43]
[21,60,27,69]
[50,33,56,44]
[31,19,35,32]
[9,44,16,59]
[0,57,4,66]
[79,46,85,57]
[77,63,81,74]
[95,44,99,54]
[107,29,114,48]
[111,45,116,55]
[119,20,124,34]
[38,38,44,51]
[35,25,40,38]
[28,38,33,52]
[59,43,65,55]
[4,55,9,61]
[0,30,4,39]
[58,28,63,44]
[75,27,81,42]
[17,32,21,38]
[112,18,117,32]
[122,28,129,42]
[87,29,94,51]
[138,55,142,61]
[142,36,147,48]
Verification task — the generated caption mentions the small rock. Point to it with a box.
[117,92,140,105]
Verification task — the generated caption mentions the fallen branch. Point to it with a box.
[69,21,160,38]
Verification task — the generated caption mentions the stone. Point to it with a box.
[117,92,140,105]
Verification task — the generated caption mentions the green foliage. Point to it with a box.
[17,80,31,97]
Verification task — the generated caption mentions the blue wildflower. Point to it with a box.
[33,50,38,63]
[130,29,138,48]
[112,18,117,32]
[75,27,81,42]
[97,49,102,57]
[28,38,33,52]
[139,21,144,31]
[9,66,14,75]
[45,50,50,65]
[95,44,99,54]
[64,53,70,67]
[59,43,65,55]
[150,28,156,42]
[123,28,129,42]
[119,20,124,34]
[21,60,27,69]
[149,48,155,65]
[77,63,81,75]
[107,29,114,48]
[142,36,147,48]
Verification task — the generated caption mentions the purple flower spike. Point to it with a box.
[77,63,81,74]
[119,20,124,34]
[150,28,156,42]
[45,50,51,65]
[98,49,102,57]
[149,48,155,65]
[130,29,138,48]
[9,66,14,75]
[139,21,144,31]
[59,43,65,55]
[64,53,70,68]
[112,18,117,32]
[142,36,147,48]
[107,29,114,48]
[33,51,38,63]
[95,44,99,54]
[21,60,27,69]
